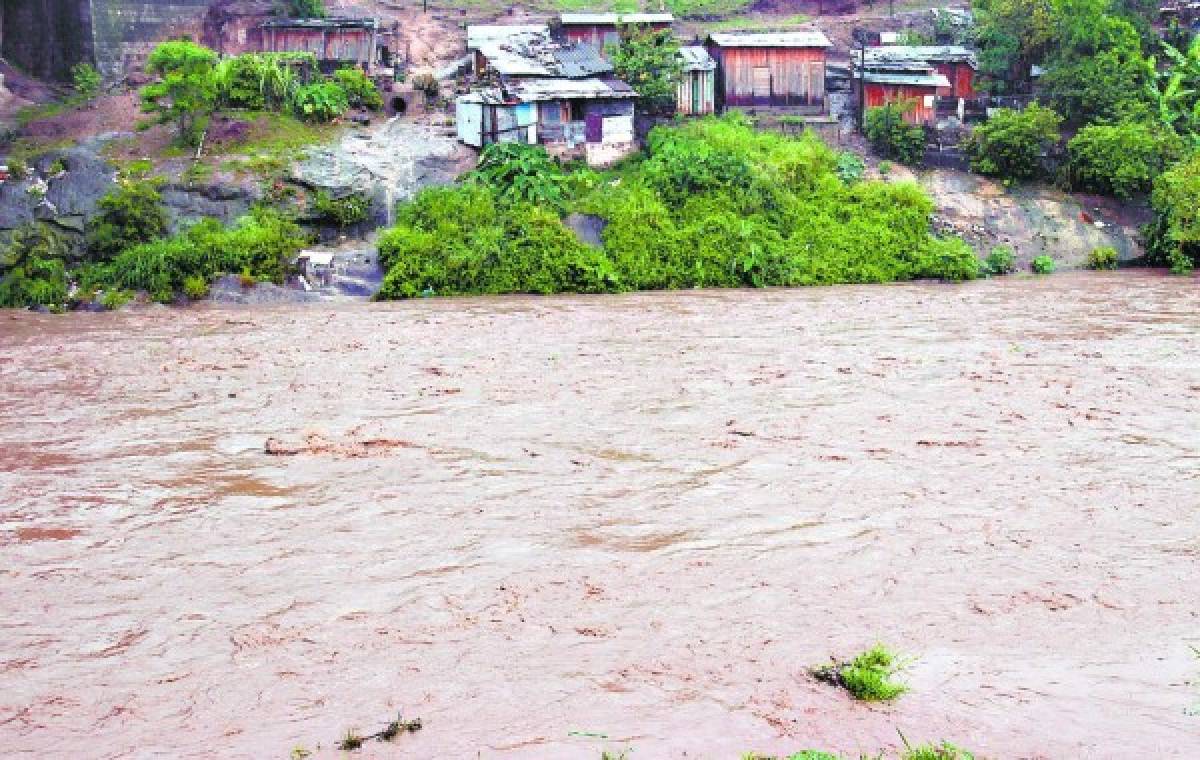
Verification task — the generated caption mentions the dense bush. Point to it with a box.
[865,103,927,165]
[1066,121,1178,198]
[1147,153,1200,273]
[72,63,101,100]
[112,208,308,300]
[835,151,865,185]
[140,40,219,146]
[470,143,568,211]
[0,225,71,309]
[1031,254,1056,273]
[965,103,1062,180]
[984,245,1016,275]
[291,81,348,122]
[375,116,978,299]
[334,67,383,110]
[608,27,683,117]
[1087,246,1119,269]
[85,181,169,262]
[313,190,370,227]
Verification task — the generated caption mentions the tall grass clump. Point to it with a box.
[376,115,978,299]
[812,644,908,702]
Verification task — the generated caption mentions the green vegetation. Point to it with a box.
[835,152,865,185]
[665,0,752,19]
[865,103,926,165]
[85,181,170,262]
[812,645,908,701]
[281,0,326,16]
[608,27,682,117]
[313,191,371,227]
[140,40,219,146]
[376,116,979,300]
[1066,121,1178,198]
[899,740,976,760]
[1147,153,1200,273]
[742,752,843,760]
[71,63,102,101]
[334,67,384,111]
[291,81,349,122]
[984,245,1016,274]
[0,225,72,310]
[964,103,1062,181]
[706,14,810,30]
[1031,254,1056,273]
[1087,246,1118,269]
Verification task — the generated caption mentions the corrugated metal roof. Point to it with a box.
[864,45,978,68]
[460,77,638,104]
[473,30,614,78]
[560,12,674,24]
[708,30,832,48]
[858,71,952,88]
[466,24,549,49]
[678,46,716,71]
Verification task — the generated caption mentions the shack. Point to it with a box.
[854,61,951,125]
[457,26,639,166]
[862,46,977,98]
[706,30,833,113]
[677,46,716,116]
[257,17,378,73]
[558,13,675,52]
[466,24,550,76]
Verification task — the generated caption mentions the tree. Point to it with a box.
[964,103,1062,180]
[1148,154,1200,273]
[334,67,383,111]
[972,0,1056,92]
[608,27,683,117]
[85,181,169,262]
[864,103,927,165]
[140,40,219,147]
[0,225,71,309]
[280,0,326,17]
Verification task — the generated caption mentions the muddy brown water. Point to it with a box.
[2,272,1198,759]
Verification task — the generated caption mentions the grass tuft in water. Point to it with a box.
[811,645,908,701]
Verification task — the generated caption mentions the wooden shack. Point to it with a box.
[862,46,976,98]
[559,13,674,52]
[706,30,833,113]
[257,17,377,73]
[677,46,716,115]
[855,65,951,125]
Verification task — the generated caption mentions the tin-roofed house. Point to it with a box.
[558,13,675,53]
[863,46,977,98]
[457,26,640,167]
[677,46,716,115]
[706,30,833,113]
[257,17,379,74]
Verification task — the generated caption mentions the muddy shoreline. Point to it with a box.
[1,272,1198,758]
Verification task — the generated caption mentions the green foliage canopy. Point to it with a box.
[608,27,683,117]
[140,40,219,146]
[85,181,169,262]
[964,103,1062,180]
[864,103,927,165]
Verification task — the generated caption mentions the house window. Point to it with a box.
[752,67,771,98]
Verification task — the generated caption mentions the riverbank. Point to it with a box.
[2,272,1197,758]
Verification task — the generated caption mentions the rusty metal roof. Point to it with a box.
[260,16,376,29]
[708,30,832,48]
[470,27,614,78]
[863,45,978,68]
[857,70,952,88]
[460,77,638,104]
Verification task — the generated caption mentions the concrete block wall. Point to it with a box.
[89,0,215,78]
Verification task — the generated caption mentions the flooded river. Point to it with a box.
[2,272,1198,759]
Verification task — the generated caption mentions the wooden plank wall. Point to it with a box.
[709,46,826,109]
[864,83,937,124]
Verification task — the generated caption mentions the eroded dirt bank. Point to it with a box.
[1,273,1198,758]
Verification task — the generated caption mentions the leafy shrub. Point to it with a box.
[835,151,865,185]
[7,157,28,180]
[470,143,567,211]
[1087,246,1118,270]
[1067,121,1178,199]
[48,158,67,175]
[334,67,383,110]
[984,245,1016,274]
[85,180,169,262]
[377,116,976,299]
[964,103,1062,180]
[608,27,682,117]
[140,40,219,147]
[865,103,926,165]
[1031,254,1056,273]
[290,81,348,122]
[282,0,325,17]
[812,645,908,701]
[878,160,893,175]
[0,224,71,308]
[72,63,101,100]
[313,190,370,226]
